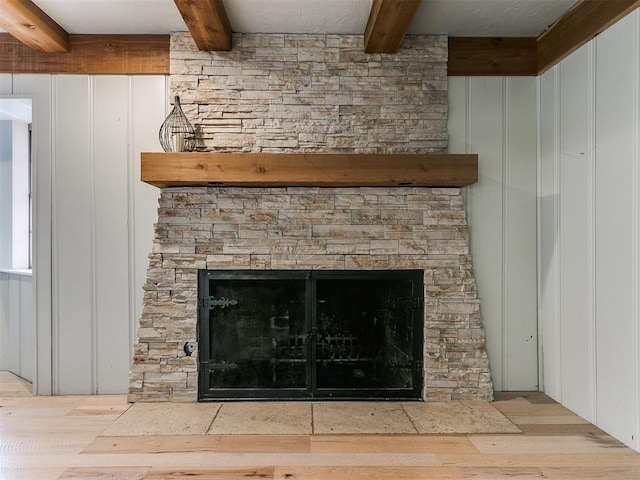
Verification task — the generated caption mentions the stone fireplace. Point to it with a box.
[127,32,493,402]
[129,185,492,402]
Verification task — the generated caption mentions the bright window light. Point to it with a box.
[0,98,33,271]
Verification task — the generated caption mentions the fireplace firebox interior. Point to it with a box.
[198,270,424,400]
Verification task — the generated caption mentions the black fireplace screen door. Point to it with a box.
[198,270,423,400]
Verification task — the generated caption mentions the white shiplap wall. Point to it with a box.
[0,272,34,382]
[0,74,164,394]
[448,76,539,392]
[1,70,540,397]
[539,11,640,450]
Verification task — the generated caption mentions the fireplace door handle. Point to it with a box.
[307,327,322,342]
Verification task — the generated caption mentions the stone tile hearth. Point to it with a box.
[103,400,519,436]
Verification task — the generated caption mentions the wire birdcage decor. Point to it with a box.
[159,96,196,152]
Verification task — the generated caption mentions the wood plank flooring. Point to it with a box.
[2,372,640,479]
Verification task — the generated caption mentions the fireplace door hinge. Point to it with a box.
[199,297,238,309]
[389,360,424,372]
[200,359,238,373]
[403,296,424,308]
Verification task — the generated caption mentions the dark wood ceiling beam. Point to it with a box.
[537,0,640,74]
[0,0,636,77]
[173,0,232,51]
[0,0,69,52]
[0,34,169,74]
[364,0,422,53]
[448,37,537,76]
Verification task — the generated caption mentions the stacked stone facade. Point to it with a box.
[129,187,493,402]
[129,33,494,402]
[170,32,448,153]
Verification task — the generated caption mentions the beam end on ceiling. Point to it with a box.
[364,0,422,53]
[0,0,70,52]
[174,0,232,51]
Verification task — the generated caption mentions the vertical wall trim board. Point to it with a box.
[464,77,471,155]
[28,74,54,395]
[540,71,548,396]
[13,279,19,375]
[51,76,60,395]
[593,33,601,431]
[44,75,53,395]
[464,77,472,222]
[501,77,509,389]
[16,277,22,375]
[587,41,598,423]
[536,74,544,392]
[554,66,563,401]
[633,12,640,450]
[126,77,136,362]
[540,65,563,400]
[29,79,39,392]
[88,76,98,394]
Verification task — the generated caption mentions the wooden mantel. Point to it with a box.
[141,152,478,188]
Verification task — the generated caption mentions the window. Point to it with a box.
[0,98,33,271]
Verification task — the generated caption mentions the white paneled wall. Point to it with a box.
[1,69,537,399]
[0,73,164,394]
[0,273,8,371]
[448,77,539,392]
[0,272,34,382]
[539,11,640,450]
[2,69,541,397]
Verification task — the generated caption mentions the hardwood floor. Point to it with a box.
[2,372,640,479]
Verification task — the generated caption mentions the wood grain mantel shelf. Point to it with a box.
[141,153,478,188]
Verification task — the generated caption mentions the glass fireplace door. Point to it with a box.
[314,271,422,398]
[198,271,309,399]
[198,270,423,400]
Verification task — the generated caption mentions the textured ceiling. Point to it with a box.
[409,0,580,36]
[4,0,580,37]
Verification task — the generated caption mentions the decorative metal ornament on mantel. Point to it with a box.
[159,96,196,152]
